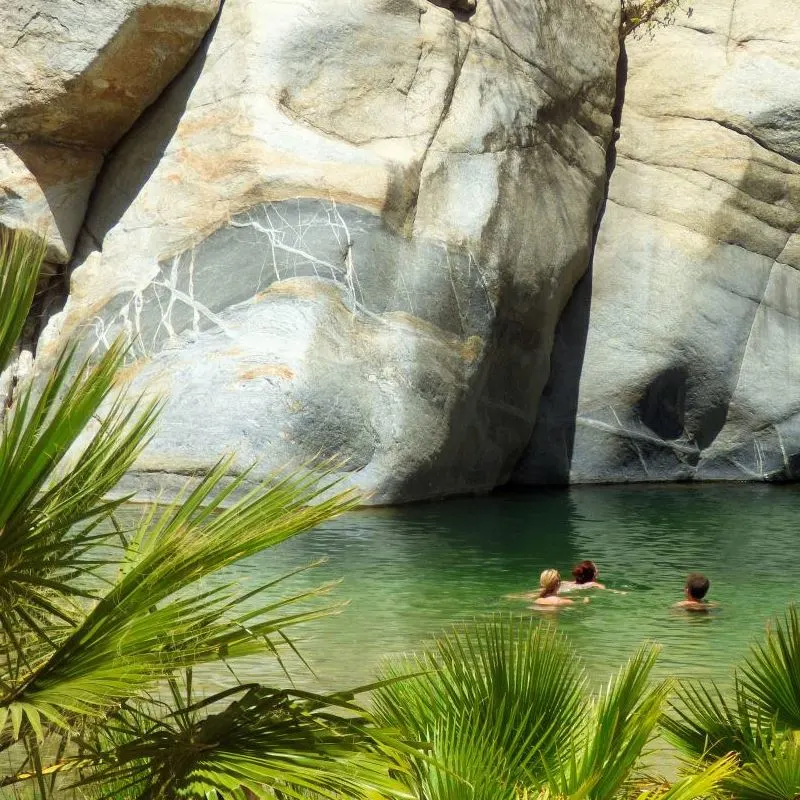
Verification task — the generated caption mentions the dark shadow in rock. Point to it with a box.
[426,0,477,21]
[635,366,687,441]
[691,398,730,451]
[20,264,71,355]
[506,41,628,486]
[785,449,800,480]
[84,8,221,245]
[511,269,593,484]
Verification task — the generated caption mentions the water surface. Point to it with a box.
[187,483,799,692]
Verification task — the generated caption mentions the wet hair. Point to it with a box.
[686,573,710,600]
[572,560,598,585]
[539,569,561,597]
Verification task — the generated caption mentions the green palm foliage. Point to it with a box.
[74,679,410,799]
[4,225,789,800]
[0,228,406,798]
[740,608,800,729]
[374,616,734,800]
[0,231,44,370]
[664,606,800,800]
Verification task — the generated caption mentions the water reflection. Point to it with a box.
[179,484,800,692]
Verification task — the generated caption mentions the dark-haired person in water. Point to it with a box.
[560,560,606,593]
[674,572,715,612]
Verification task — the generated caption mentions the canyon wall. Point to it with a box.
[4,0,798,501]
[5,0,620,502]
[518,0,800,484]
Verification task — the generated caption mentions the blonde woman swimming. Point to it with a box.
[533,569,580,608]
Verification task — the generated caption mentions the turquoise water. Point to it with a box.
[193,483,800,693]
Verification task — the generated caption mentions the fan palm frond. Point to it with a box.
[74,682,412,800]
[739,606,800,730]
[634,755,737,800]
[0,228,45,373]
[376,619,727,800]
[374,616,586,799]
[0,339,160,652]
[0,463,359,741]
[0,227,403,800]
[664,606,800,800]
[550,644,667,800]
[729,735,800,800]
[663,677,772,764]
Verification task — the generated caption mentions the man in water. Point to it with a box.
[674,572,714,611]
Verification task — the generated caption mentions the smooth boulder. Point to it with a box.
[38,0,621,502]
[0,0,221,262]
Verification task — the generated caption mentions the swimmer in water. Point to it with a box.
[674,572,715,612]
[560,560,606,593]
[533,569,586,609]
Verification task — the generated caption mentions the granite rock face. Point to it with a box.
[0,0,221,263]
[32,0,621,502]
[517,0,800,484]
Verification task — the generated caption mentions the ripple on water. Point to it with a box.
[156,484,800,694]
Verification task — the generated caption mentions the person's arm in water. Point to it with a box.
[561,580,610,593]
[505,591,538,600]
[532,595,590,609]
[533,596,572,609]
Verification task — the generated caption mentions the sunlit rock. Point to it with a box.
[518,0,800,484]
[0,0,221,262]
[39,0,620,502]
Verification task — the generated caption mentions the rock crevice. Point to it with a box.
[516,0,800,486]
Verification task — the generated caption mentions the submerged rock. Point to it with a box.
[517,0,800,484]
[31,0,620,502]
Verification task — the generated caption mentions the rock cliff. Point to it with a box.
[0,0,221,263]
[518,0,800,484]
[8,0,620,502]
[5,0,797,501]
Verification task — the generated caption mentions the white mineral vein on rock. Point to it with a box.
[17,0,620,503]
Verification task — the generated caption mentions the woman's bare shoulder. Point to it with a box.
[534,596,574,607]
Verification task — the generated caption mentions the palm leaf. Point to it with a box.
[0,228,45,374]
[635,755,738,800]
[550,644,668,800]
[0,226,403,799]
[374,616,586,799]
[663,677,771,764]
[663,607,800,800]
[739,606,800,730]
[0,465,359,744]
[730,735,800,800]
[74,684,412,800]
[413,712,516,800]
[0,339,160,651]
[0,338,132,529]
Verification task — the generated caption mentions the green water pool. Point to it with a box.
[189,483,799,692]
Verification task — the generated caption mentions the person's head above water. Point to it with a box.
[539,569,561,597]
[685,572,710,601]
[572,560,598,584]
